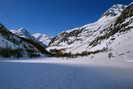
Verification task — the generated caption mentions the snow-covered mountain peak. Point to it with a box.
[103,4,127,17]
[0,24,50,57]
[11,27,53,46]
[61,4,126,35]
[47,2,133,58]
[17,27,28,33]
[32,33,53,46]
[10,28,33,39]
[128,2,133,6]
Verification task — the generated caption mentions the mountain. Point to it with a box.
[1,2,133,58]
[32,33,53,46]
[10,28,34,40]
[47,3,133,59]
[11,29,52,46]
[0,25,49,58]
[103,4,127,16]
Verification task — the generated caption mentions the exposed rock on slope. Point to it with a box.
[11,29,52,46]
[11,28,34,40]
[47,3,133,58]
[0,25,49,57]
[103,4,127,16]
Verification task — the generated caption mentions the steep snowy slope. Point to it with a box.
[47,3,133,58]
[32,33,52,46]
[10,28,34,40]
[89,2,133,60]
[0,24,49,57]
[103,4,127,16]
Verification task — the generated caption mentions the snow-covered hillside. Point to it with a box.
[32,33,52,46]
[1,2,133,59]
[11,28,34,40]
[47,3,133,59]
[0,24,49,57]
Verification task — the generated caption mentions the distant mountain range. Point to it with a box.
[0,2,133,59]
[10,28,52,46]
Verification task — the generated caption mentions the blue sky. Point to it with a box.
[0,0,132,35]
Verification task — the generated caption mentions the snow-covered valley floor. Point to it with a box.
[0,57,133,89]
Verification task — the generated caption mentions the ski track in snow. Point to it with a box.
[0,57,133,89]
